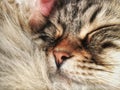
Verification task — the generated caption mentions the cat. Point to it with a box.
[33,0,120,90]
[0,0,120,90]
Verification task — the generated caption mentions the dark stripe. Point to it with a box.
[38,20,51,33]
[101,42,117,49]
[72,7,78,19]
[82,3,93,14]
[57,0,70,9]
[89,7,102,23]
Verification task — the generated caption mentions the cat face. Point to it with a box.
[34,0,120,89]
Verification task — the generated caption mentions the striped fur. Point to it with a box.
[0,0,120,90]
[41,0,120,90]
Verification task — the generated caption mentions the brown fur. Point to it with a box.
[0,0,120,90]
[39,0,120,90]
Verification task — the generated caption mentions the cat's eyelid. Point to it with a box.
[85,24,119,42]
[55,24,63,38]
[87,30,100,42]
[49,19,63,38]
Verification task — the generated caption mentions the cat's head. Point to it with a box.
[33,0,120,89]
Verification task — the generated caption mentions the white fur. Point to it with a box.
[0,0,51,90]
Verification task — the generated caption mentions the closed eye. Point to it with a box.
[101,42,117,49]
[85,25,119,42]
[39,33,55,43]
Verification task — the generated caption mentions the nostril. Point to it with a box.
[53,51,71,69]
[61,56,69,61]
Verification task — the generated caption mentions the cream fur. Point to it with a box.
[1,0,120,90]
[0,0,52,90]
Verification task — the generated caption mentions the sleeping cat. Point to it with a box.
[34,0,120,90]
[0,0,120,90]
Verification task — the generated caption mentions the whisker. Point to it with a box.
[97,76,120,89]
[97,63,120,66]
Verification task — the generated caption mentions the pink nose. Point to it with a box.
[53,51,71,68]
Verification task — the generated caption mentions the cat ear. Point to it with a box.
[29,0,55,32]
[38,0,55,16]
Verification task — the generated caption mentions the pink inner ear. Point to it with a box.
[29,0,55,30]
[36,0,55,16]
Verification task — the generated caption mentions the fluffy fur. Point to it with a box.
[40,0,120,90]
[0,0,51,90]
[1,0,120,90]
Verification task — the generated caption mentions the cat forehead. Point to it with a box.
[50,0,102,30]
[49,0,120,39]
[51,0,119,22]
